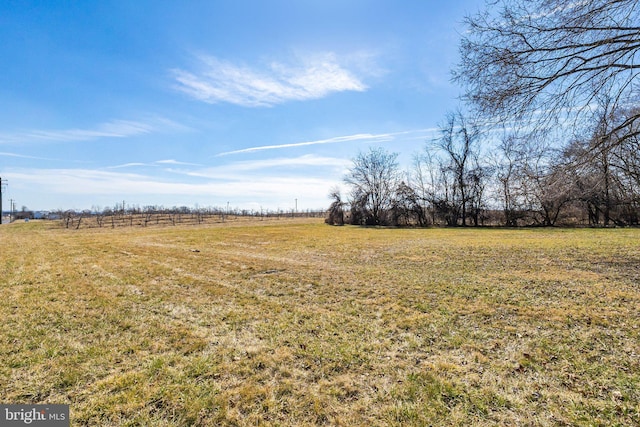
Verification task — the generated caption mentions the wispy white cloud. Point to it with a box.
[106,159,203,169]
[231,154,348,170]
[106,162,151,169]
[217,133,392,156]
[217,129,438,156]
[0,120,152,144]
[0,151,57,160]
[5,153,344,195]
[0,117,187,145]
[3,128,439,210]
[6,169,199,198]
[155,159,202,166]
[167,154,349,180]
[172,52,368,107]
[5,166,340,209]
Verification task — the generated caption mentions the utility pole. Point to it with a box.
[9,198,15,223]
[0,177,3,224]
[0,177,8,224]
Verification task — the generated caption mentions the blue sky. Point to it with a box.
[0,0,484,212]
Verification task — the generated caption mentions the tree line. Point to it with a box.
[328,0,640,227]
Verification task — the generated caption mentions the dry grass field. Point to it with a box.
[1,218,638,426]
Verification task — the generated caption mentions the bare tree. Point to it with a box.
[535,165,576,226]
[492,133,532,226]
[562,103,640,225]
[89,205,103,227]
[63,210,74,229]
[456,0,640,149]
[410,150,443,225]
[391,181,428,226]
[344,148,401,225]
[515,138,578,226]
[436,111,483,226]
[325,187,345,226]
[467,162,491,226]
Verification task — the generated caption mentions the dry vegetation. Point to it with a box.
[1,218,639,426]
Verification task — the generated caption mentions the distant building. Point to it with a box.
[14,210,34,220]
[34,211,49,219]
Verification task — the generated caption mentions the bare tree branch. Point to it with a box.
[456,0,640,145]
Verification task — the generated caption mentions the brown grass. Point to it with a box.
[1,219,638,425]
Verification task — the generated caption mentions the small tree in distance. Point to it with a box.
[325,187,345,226]
[344,147,401,225]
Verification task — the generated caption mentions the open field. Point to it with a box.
[1,219,639,426]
